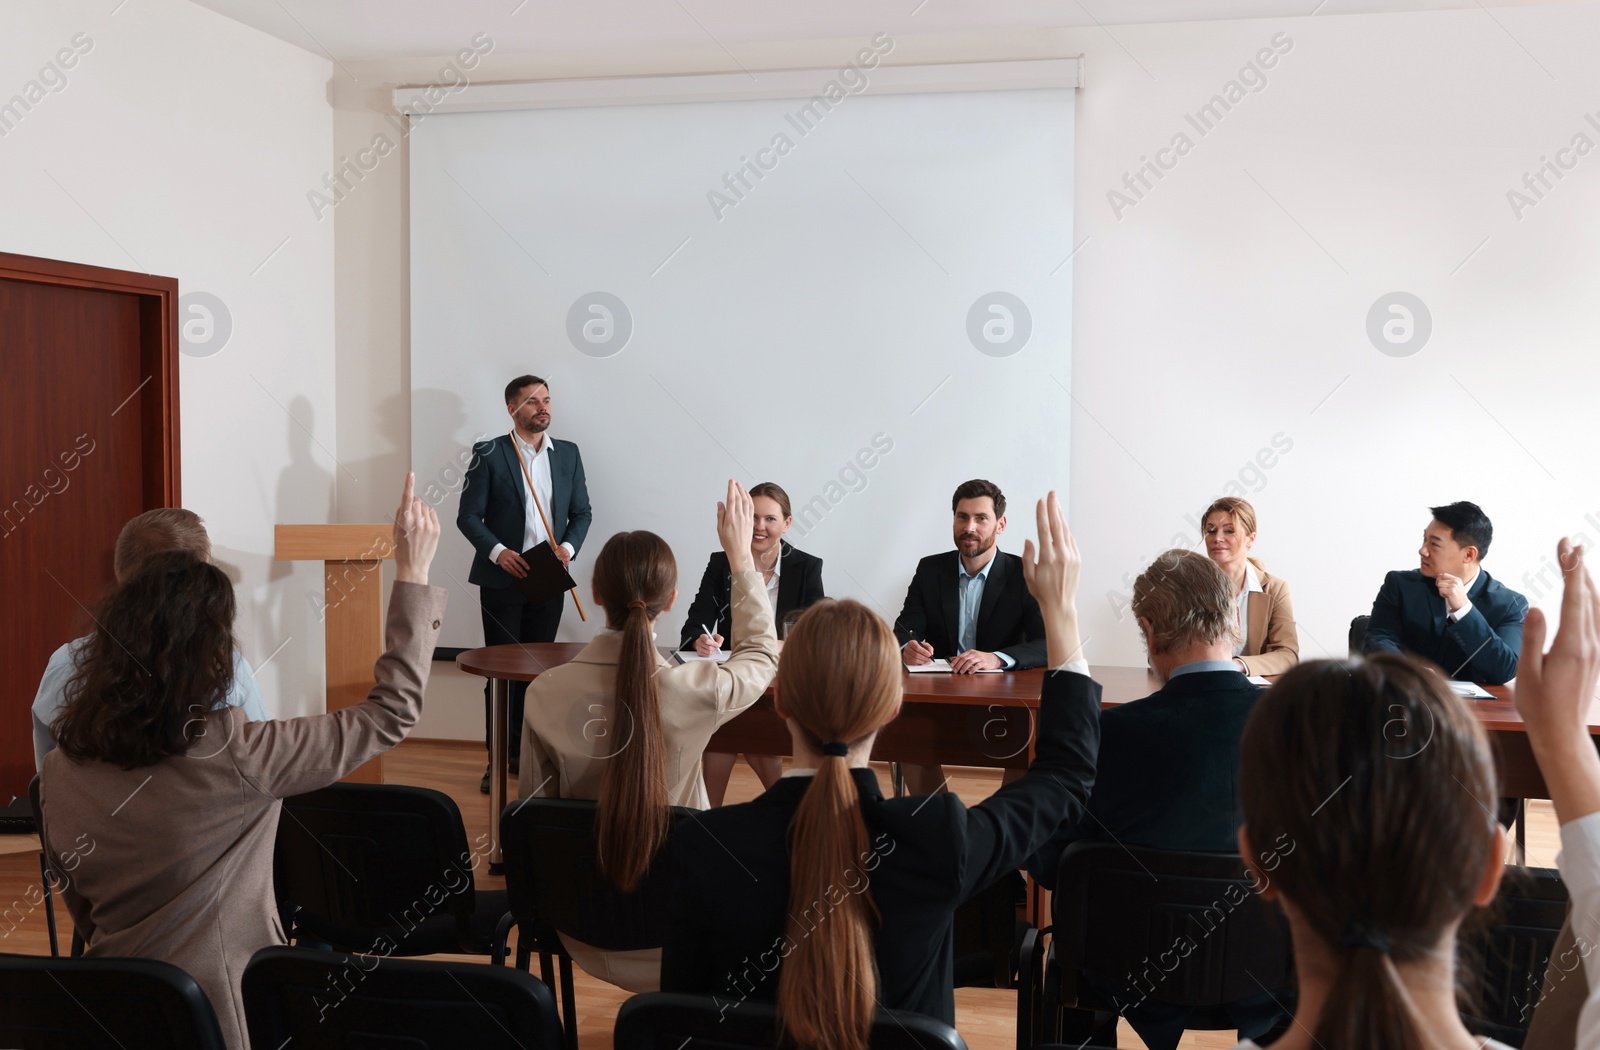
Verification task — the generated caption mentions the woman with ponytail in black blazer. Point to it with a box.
[661,492,1098,1046]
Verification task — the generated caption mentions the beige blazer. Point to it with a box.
[1241,568,1299,677]
[519,569,778,809]
[517,569,777,992]
[39,582,448,1050]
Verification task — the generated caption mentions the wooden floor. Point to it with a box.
[0,740,1563,1049]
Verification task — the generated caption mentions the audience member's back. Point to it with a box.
[662,495,1101,1050]
[1034,549,1273,1049]
[1035,549,1259,871]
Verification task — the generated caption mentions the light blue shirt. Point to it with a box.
[1168,658,1242,679]
[32,637,270,771]
[957,555,1016,669]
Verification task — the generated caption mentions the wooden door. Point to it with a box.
[0,253,178,801]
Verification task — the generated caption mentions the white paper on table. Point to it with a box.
[904,659,1003,674]
[1447,680,1493,699]
[676,650,732,663]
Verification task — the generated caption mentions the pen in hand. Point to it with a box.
[695,621,724,657]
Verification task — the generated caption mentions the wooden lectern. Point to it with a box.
[274,524,394,784]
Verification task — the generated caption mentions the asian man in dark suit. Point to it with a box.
[457,374,593,792]
[1026,548,1281,1050]
[1361,501,1527,685]
[893,479,1046,793]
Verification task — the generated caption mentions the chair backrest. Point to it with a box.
[242,945,564,1049]
[1349,615,1371,656]
[613,992,968,1050]
[0,952,227,1050]
[7,773,43,834]
[1463,865,1570,1043]
[1053,841,1293,1009]
[274,783,479,953]
[500,797,690,952]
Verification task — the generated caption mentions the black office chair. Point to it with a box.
[273,783,511,957]
[1462,866,1570,1047]
[0,952,227,1049]
[497,797,692,1049]
[613,992,968,1050]
[243,945,564,1049]
[1021,841,1294,1047]
[1349,614,1371,655]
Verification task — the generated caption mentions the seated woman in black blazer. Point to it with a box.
[662,492,1099,1047]
[679,481,824,805]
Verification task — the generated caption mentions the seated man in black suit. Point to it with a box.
[1361,501,1527,685]
[1028,548,1281,1050]
[894,478,1046,793]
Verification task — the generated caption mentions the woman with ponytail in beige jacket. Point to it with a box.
[518,479,779,992]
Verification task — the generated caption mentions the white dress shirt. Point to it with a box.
[761,552,781,612]
[488,430,575,566]
[1233,563,1263,657]
[957,553,1016,669]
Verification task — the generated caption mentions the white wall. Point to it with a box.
[329,4,1600,736]
[1,0,336,717]
[1068,5,1600,663]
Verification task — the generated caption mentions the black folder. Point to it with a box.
[513,543,577,606]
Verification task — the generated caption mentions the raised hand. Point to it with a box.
[717,479,756,574]
[1516,538,1600,823]
[394,472,441,585]
[1020,490,1085,670]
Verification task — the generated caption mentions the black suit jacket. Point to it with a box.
[661,670,1101,1026]
[456,433,593,589]
[1027,668,1261,880]
[1362,568,1527,684]
[893,550,1046,669]
[678,541,824,651]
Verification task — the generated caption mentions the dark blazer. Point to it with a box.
[457,433,593,589]
[1362,568,1527,684]
[893,550,1047,669]
[1027,668,1261,880]
[678,541,824,651]
[661,670,1100,1027]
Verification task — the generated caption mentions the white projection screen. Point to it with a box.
[409,63,1077,651]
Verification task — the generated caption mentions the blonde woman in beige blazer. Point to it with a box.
[38,475,445,1050]
[518,480,778,992]
[1201,496,1300,676]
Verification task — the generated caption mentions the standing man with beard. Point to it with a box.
[894,478,1047,793]
[458,374,593,793]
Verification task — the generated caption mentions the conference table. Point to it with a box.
[457,642,1593,869]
